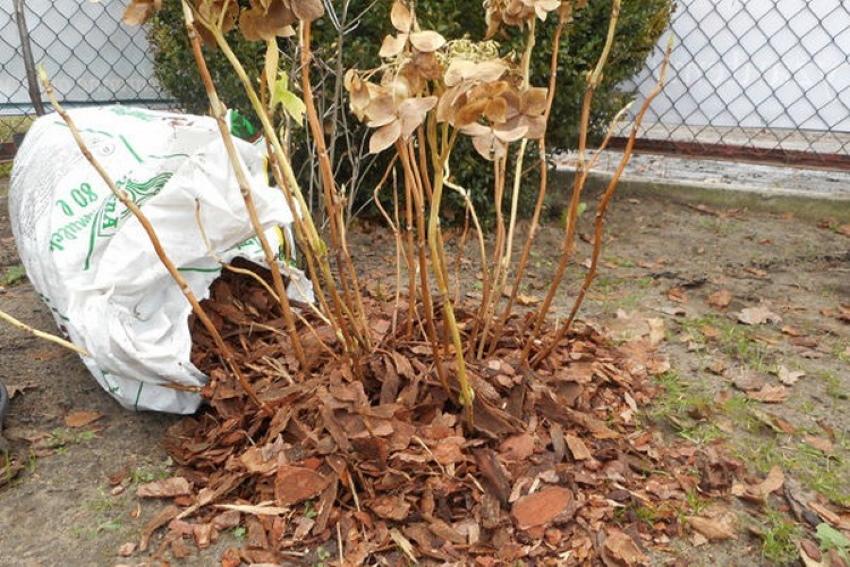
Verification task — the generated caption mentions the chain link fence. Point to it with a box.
[621,0,850,169]
[1,0,173,157]
[2,1,849,168]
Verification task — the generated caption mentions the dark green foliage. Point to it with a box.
[148,1,264,119]
[148,0,670,222]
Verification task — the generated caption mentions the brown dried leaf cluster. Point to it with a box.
[125,269,748,565]
[122,0,323,42]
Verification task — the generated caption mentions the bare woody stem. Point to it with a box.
[532,41,673,365]
[181,1,308,371]
[398,140,452,397]
[488,10,569,354]
[427,130,475,413]
[521,0,621,364]
[38,69,269,414]
[300,21,370,349]
[195,16,360,354]
[0,309,90,357]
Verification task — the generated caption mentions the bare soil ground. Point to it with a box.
[1,174,848,566]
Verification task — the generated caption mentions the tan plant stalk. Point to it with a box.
[478,20,537,358]
[0,309,90,357]
[532,41,673,365]
[444,174,489,307]
[468,156,505,354]
[416,126,434,199]
[425,129,475,413]
[300,21,370,346]
[487,8,571,353]
[521,0,621,363]
[371,157,405,335]
[38,70,268,413]
[264,143,356,355]
[192,13,361,352]
[182,2,307,370]
[399,140,451,396]
[401,155,419,339]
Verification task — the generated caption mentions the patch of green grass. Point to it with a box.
[833,342,850,364]
[679,315,772,372]
[735,436,850,507]
[0,265,26,287]
[817,523,850,562]
[818,371,847,400]
[232,526,247,541]
[647,371,723,443]
[592,274,627,296]
[685,488,709,516]
[759,509,801,565]
[73,489,128,540]
[605,255,636,269]
[315,546,333,567]
[129,461,173,485]
[697,217,735,236]
[0,161,12,179]
[46,427,96,449]
[633,504,659,527]
[720,393,759,431]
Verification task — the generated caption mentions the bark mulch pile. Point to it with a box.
[133,269,737,565]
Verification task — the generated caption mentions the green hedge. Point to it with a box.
[148,0,670,220]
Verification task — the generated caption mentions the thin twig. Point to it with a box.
[521,0,622,363]
[532,38,673,365]
[182,2,308,371]
[0,309,90,357]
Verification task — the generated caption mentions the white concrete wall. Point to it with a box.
[625,0,850,133]
[1,0,165,114]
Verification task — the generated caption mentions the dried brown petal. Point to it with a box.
[409,31,446,53]
[379,34,408,59]
[369,120,402,154]
[291,0,325,21]
[122,0,161,26]
[390,0,413,33]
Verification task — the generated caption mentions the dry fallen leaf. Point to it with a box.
[777,366,805,386]
[751,465,785,499]
[687,513,737,541]
[733,372,766,392]
[667,287,688,304]
[516,293,541,306]
[369,495,410,521]
[647,318,666,346]
[274,466,330,506]
[803,435,833,454]
[565,434,591,461]
[738,305,782,326]
[511,487,573,530]
[499,433,534,461]
[136,477,191,499]
[604,529,648,566]
[746,384,789,403]
[799,540,824,567]
[708,289,733,309]
[64,410,103,428]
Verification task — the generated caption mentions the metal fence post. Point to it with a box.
[13,0,45,116]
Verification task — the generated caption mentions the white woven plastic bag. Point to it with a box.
[9,105,310,414]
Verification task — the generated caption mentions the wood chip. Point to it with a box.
[511,487,573,530]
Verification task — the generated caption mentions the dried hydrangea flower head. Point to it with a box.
[122,0,324,41]
[484,0,562,38]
